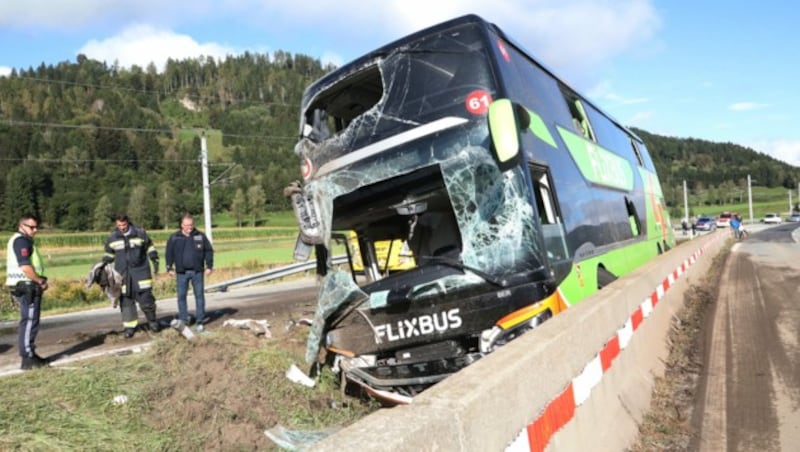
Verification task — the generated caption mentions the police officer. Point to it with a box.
[5,213,49,370]
[103,214,160,338]
[165,213,213,331]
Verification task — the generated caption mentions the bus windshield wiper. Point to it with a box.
[420,255,506,288]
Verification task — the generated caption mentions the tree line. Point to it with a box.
[1,52,797,231]
[0,52,332,230]
[634,128,800,211]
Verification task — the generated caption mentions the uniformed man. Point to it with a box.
[103,214,161,338]
[5,213,49,370]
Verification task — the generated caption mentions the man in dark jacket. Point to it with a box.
[165,213,214,331]
[103,214,160,338]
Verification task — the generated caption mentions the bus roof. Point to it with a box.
[300,13,642,144]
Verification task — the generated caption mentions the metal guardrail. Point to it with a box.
[205,255,349,293]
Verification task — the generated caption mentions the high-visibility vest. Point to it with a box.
[5,232,44,286]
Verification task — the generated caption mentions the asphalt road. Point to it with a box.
[696,222,800,451]
[0,278,320,375]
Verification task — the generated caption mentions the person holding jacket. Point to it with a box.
[103,214,160,338]
[165,213,213,331]
[5,214,50,370]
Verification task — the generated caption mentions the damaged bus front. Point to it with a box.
[288,14,672,403]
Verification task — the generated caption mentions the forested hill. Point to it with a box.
[1,53,797,231]
[0,52,331,231]
[633,128,800,209]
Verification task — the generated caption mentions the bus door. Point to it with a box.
[529,164,570,279]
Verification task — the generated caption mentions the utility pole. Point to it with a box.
[683,180,691,237]
[747,174,754,224]
[201,133,213,244]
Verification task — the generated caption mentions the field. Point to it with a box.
[0,212,305,319]
[676,185,798,222]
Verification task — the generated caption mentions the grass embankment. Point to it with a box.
[0,326,379,450]
[0,216,379,450]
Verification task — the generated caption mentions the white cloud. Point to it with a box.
[729,102,769,112]
[587,80,650,106]
[2,0,661,82]
[628,110,654,125]
[0,66,11,77]
[0,0,213,29]
[232,0,661,82]
[78,24,237,72]
[748,139,800,167]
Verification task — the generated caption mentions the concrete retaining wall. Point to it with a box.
[311,232,726,451]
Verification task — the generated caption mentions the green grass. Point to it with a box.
[671,185,798,222]
[0,329,378,450]
[0,212,305,319]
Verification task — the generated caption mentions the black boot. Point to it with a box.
[144,310,160,333]
[21,355,48,370]
[124,327,136,338]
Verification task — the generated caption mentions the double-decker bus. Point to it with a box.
[288,14,673,402]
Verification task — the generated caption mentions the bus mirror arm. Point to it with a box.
[514,102,531,130]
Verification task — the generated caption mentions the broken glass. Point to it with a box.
[294,21,544,368]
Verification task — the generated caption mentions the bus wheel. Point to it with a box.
[597,266,617,289]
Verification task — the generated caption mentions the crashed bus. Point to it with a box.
[287,14,674,403]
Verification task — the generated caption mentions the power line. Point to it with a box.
[0,156,288,170]
[11,75,299,109]
[2,118,172,134]
[0,157,212,164]
[0,119,298,142]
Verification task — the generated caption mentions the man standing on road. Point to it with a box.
[165,213,213,332]
[5,214,50,369]
[730,215,741,240]
[103,214,161,338]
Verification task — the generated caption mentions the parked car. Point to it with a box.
[716,212,733,227]
[694,216,717,231]
[762,213,783,224]
[788,213,800,222]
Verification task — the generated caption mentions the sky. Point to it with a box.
[1,0,799,168]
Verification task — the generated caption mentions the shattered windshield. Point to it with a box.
[293,21,542,281]
[297,19,546,366]
[298,22,497,163]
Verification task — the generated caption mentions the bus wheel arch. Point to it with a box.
[597,264,617,289]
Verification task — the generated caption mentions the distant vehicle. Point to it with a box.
[788,213,800,222]
[762,213,783,224]
[694,216,717,231]
[716,212,733,227]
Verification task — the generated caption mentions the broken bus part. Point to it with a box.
[287,14,674,403]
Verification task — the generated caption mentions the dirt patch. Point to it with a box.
[132,312,376,450]
[628,247,728,451]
